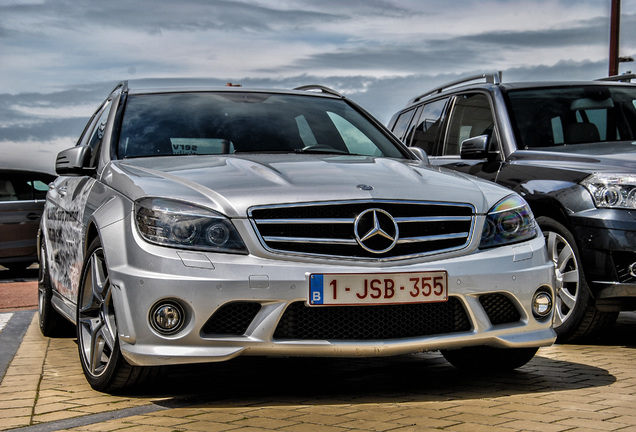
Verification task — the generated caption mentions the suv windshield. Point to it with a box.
[118,92,404,159]
[506,85,636,154]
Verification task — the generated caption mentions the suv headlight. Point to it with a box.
[581,173,636,209]
[480,195,537,248]
[135,198,247,254]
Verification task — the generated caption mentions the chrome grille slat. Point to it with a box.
[249,200,475,260]
[395,216,473,223]
[264,236,358,245]
[255,218,354,225]
[397,232,470,244]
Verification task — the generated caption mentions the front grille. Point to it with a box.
[201,302,262,335]
[273,298,471,340]
[479,294,521,325]
[249,200,475,260]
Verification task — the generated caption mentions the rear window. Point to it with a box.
[118,92,404,159]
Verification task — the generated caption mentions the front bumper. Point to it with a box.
[571,208,636,310]
[100,217,556,367]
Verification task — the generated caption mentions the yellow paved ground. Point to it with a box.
[1,313,635,432]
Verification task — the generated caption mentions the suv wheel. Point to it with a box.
[77,238,152,392]
[537,217,617,342]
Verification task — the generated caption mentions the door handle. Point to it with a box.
[26,212,41,221]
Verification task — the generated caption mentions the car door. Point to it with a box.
[45,98,113,298]
[428,92,503,183]
[0,172,53,267]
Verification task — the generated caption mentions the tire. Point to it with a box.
[38,242,74,337]
[76,238,150,393]
[441,346,538,371]
[537,216,618,343]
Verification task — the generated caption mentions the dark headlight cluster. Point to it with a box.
[135,198,247,254]
[480,195,537,248]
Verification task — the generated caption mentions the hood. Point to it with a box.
[104,154,509,217]
[510,144,636,180]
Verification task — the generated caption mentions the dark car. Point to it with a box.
[0,169,56,271]
[388,72,636,342]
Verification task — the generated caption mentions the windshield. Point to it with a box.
[506,85,636,155]
[118,92,404,159]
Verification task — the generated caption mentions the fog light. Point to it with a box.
[150,301,185,335]
[532,290,553,319]
[629,262,636,278]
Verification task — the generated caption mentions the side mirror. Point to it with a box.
[460,135,489,159]
[409,147,429,164]
[55,146,95,176]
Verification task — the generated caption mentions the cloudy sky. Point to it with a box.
[1,0,635,173]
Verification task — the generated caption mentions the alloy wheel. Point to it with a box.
[544,230,580,328]
[78,246,117,378]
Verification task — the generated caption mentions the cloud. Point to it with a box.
[1,0,634,172]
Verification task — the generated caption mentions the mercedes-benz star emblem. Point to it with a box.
[354,208,399,254]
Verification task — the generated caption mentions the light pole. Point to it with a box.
[609,0,620,76]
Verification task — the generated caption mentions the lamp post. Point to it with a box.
[609,0,620,76]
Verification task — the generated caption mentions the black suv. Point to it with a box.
[388,72,636,342]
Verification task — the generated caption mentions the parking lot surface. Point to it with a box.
[1,277,635,432]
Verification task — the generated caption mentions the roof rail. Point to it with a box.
[294,85,343,98]
[407,71,502,105]
[596,73,635,83]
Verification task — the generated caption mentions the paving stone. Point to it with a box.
[1,312,636,432]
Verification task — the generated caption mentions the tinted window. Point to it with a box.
[443,94,494,156]
[409,98,448,153]
[0,174,54,201]
[118,93,404,159]
[390,108,416,141]
[506,86,636,154]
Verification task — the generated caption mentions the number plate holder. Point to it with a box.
[309,271,448,306]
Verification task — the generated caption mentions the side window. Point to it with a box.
[443,94,494,156]
[85,100,112,167]
[409,98,448,154]
[390,109,416,141]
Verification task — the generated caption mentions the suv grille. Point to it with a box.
[249,200,474,260]
[273,299,471,340]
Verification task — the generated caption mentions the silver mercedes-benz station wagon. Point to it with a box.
[38,81,556,392]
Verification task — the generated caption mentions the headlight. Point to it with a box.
[479,195,537,248]
[135,198,247,254]
[581,173,636,209]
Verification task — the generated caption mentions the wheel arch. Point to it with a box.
[524,195,573,233]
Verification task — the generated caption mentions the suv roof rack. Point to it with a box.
[294,85,343,98]
[597,73,635,83]
[407,71,502,105]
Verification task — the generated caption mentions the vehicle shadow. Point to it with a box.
[0,264,38,282]
[142,351,615,409]
[591,311,636,348]
[138,312,634,406]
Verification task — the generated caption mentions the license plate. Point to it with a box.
[309,271,448,306]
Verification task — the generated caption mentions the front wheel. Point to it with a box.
[77,238,150,392]
[441,346,538,371]
[537,216,617,342]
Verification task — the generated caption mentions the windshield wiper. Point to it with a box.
[294,145,350,155]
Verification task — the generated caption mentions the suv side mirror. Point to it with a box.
[409,147,430,164]
[460,135,489,159]
[55,146,95,176]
